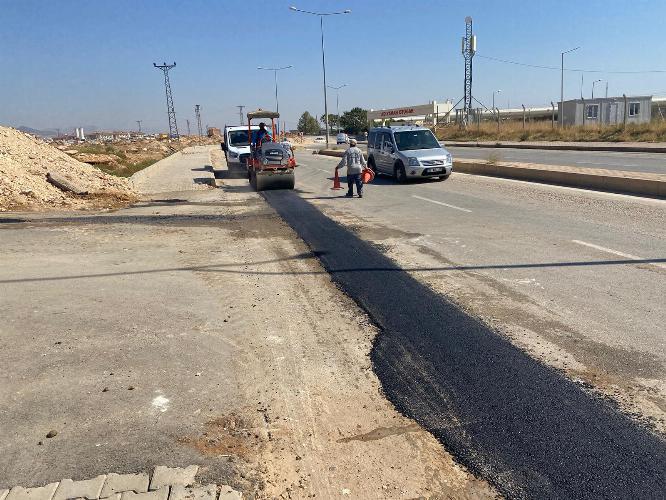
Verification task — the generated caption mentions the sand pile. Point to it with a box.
[0,126,136,211]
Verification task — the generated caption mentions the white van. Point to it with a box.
[222,125,260,168]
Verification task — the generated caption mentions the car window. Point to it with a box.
[228,130,250,146]
[381,132,393,151]
[394,130,440,151]
[368,131,377,149]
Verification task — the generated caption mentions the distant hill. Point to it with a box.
[17,126,99,138]
[17,126,59,138]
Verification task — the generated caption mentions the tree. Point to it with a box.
[297,111,320,135]
[319,113,339,130]
[340,107,368,134]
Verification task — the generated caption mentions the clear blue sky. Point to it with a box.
[2,0,666,133]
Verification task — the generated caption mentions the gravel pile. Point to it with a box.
[0,126,136,211]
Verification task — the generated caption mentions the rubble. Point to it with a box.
[0,126,136,212]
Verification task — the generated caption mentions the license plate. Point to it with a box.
[429,167,443,172]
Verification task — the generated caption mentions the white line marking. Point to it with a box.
[571,240,666,270]
[412,195,472,213]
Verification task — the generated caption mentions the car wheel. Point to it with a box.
[394,163,407,183]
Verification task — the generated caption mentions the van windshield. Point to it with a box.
[228,130,250,146]
[394,130,440,151]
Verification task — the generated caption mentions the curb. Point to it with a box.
[317,149,666,197]
[454,159,666,198]
[446,142,666,153]
[316,150,345,158]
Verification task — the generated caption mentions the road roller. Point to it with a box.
[246,109,296,191]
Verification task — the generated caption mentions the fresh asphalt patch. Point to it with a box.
[263,190,666,499]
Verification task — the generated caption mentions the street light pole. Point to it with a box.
[327,84,348,133]
[560,46,580,127]
[592,79,602,99]
[492,89,501,115]
[257,65,293,134]
[290,6,351,148]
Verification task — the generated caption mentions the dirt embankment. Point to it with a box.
[63,136,220,177]
[0,126,136,212]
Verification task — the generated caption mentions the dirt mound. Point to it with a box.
[0,126,136,212]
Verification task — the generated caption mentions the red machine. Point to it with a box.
[246,109,297,191]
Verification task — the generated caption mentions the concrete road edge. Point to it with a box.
[315,149,666,198]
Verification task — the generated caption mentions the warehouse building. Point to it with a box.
[559,95,652,126]
[368,101,453,126]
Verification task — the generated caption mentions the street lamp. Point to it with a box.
[257,65,293,133]
[492,89,502,114]
[592,79,602,99]
[327,83,348,133]
[560,46,580,127]
[290,5,351,147]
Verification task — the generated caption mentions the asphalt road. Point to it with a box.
[446,146,666,174]
[275,150,666,495]
[264,187,666,498]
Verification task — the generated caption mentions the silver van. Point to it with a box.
[367,126,452,182]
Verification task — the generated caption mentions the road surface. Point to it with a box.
[265,186,666,498]
[0,146,494,499]
[293,151,666,423]
[447,145,666,174]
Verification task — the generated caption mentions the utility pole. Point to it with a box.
[136,120,142,133]
[258,66,293,134]
[290,6,351,148]
[327,84,348,133]
[195,105,203,139]
[560,47,580,127]
[153,62,179,139]
[461,16,477,127]
[186,119,191,136]
[237,105,245,125]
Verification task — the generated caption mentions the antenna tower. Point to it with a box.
[461,17,476,127]
[195,105,203,138]
[153,62,179,139]
[237,105,245,125]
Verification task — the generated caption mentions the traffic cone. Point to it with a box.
[361,168,375,184]
[331,168,343,190]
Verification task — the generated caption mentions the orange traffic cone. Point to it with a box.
[331,168,343,190]
[361,168,375,184]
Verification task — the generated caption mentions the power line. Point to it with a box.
[477,54,666,74]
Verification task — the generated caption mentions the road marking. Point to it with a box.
[571,240,666,270]
[412,195,472,213]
